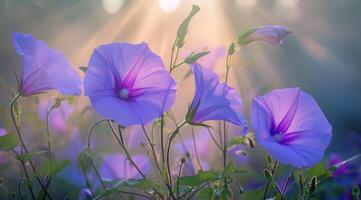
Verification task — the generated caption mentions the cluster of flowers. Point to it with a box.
[12,27,331,170]
[1,6,340,199]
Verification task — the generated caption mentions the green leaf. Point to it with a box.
[263,169,273,183]
[77,148,94,174]
[196,188,214,200]
[16,151,47,162]
[228,43,235,55]
[222,162,247,177]
[237,27,257,46]
[227,136,247,148]
[221,188,233,200]
[0,134,18,149]
[92,179,155,200]
[39,159,71,177]
[176,5,200,48]
[79,66,88,73]
[178,170,219,187]
[306,163,327,178]
[241,188,264,199]
[184,51,210,64]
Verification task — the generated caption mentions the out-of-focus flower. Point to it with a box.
[328,154,349,177]
[174,127,212,175]
[0,127,6,136]
[100,154,151,180]
[238,25,290,46]
[78,188,93,200]
[84,42,176,127]
[57,128,85,187]
[12,32,82,96]
[251,87,332,168]
[186,63,247,126]
[38,99,74,133]
[227,145,249,167]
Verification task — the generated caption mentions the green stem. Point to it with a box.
[108,121,146,178]
[87,119,107,149]
[176,160,185,199]
[166,121,187,199]
[10,94,53,200]
[141,125,162,179]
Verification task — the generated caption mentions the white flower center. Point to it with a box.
[118,88,129,99]
[273,134,283,142]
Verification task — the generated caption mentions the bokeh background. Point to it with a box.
[0,0,360,199]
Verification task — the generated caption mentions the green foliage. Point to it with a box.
[184,51,210,64]
[222,162,247,177]
[38,159,71,177]
[227,134,255,149]
[215,187,233,200]
[237,27,257,46]
[16,151,47,162]
[176,5,200,48]
[241,188,264,199]
[178,170,219,187]
[0,133,18,150]
[77,148,95,174]
[92,179,156,200]
[228,43,235,55]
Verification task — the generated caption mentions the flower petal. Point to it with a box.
[12,32,82,96]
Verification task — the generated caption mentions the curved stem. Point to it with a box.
[11,149,35,200]
[141,125,162,178]
[206,127,222,151]
[87,119,107,149]
[10,94,53,200]
[108,121,146,178]
[165,121,187,199]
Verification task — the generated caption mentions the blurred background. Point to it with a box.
[1,0,361,153]
[0,0,361,199]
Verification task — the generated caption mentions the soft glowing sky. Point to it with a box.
[0,0,361,153]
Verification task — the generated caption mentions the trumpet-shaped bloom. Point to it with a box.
[84,42,176,126]
[12,32,82,96]
[241,25,290,45]
[251,88,332,168]
[100,154,151,180]
[186,63,246,126]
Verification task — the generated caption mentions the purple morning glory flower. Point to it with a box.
[12,32,82,96]
[186,63,247,126]
[328,154,349,177]
[100,154,151,180]
[84,42,176,127]
[251,87,332,168]
[240,25,290,45]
